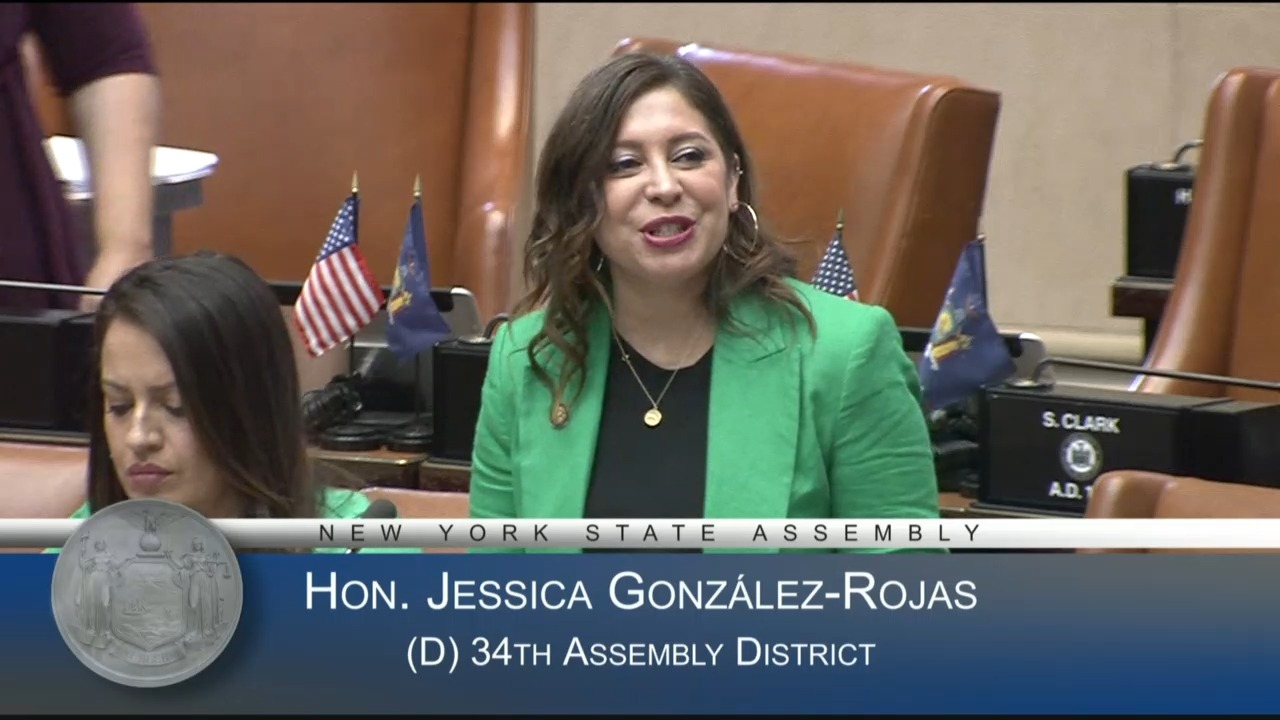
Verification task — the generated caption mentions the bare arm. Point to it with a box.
[28,3,160,298]
[68,71,160,293]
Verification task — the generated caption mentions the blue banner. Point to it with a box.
[3,554,1277,713]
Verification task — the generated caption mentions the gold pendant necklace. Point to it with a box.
[613,329,686,428]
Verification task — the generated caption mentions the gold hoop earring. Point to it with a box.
[738,202,760,245]
[595,254,605,273]
[722,202,760,265]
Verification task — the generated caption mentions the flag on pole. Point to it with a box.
[293,184,386,357]
[918,237,1016,410]
[386,176,451,360]
[811,209,859,301]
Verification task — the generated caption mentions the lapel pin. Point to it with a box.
[551,402,570,429]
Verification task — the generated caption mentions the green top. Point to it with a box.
[469,278,945,554]
[50,487,420,554]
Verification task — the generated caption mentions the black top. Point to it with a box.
[583,334,713,553]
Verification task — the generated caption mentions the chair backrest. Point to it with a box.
[1137,67,1280,401]
[0,442,86,520]
[360,487,470,554]
[0,442,87,553]
[1083,470,1280,553]
[611,38,1000,327]
[24,3,532,321]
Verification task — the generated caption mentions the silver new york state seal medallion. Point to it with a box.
[51,498,243,688]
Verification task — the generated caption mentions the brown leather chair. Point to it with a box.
[1082,470,1280,553]
[612,38,1000,328]
[0,443,87,519]
[361,487,470,554]
[25,3,532,322]
[0,442,87,553]
[1136,68,1280,401]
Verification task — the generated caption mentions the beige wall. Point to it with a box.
[530,2,1280,361]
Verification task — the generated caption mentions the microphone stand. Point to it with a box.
[0,279,108,314]
[346,332,356,383]
[1018,357,1280,394]
[0,280,108,296]
[385,349,432,454]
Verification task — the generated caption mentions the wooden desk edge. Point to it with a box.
[939,492,1065,519]
[0,436,1068,518]
[309,448,427,468]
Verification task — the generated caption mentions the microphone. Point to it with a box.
[482,313,511,339]
[361,498,400,519]
[346,498,400,554]
[300,374,365,437]
[1020,356,1280,394]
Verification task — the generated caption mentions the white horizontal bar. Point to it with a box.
[9,518,1280,550]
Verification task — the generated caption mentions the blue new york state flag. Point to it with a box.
[918,238,1016,410]
[386,192,451,360]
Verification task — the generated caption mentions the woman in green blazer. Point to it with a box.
[469,52,941,552]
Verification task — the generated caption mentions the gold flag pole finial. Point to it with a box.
[351,171,359,195]
[836,208,845,233]
[413,174,422,199]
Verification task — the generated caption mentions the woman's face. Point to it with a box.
[98,318,237,517]
[596,85,739,294]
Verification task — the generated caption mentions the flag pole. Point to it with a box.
[346,171,359,377]
[411,174,424,422]
[387,173,433,454]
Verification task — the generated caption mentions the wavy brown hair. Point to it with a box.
[87,252,316,521]
[514,52,815,414]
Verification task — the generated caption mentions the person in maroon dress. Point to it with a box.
[0,3,159,310]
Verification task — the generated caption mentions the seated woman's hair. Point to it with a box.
[86,251,316,518]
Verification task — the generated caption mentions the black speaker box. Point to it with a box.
[430,338,492,462]
[1180,398,1280,487]
[1124,141,1199,279]
[0,308,96,433]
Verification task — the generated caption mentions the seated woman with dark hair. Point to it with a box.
[58,251,414,553]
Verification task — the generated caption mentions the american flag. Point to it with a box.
[294,194,386,357]
[811,227,859,301]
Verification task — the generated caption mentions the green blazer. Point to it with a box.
[469,278,942,553]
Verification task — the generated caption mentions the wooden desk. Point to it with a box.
[307,448,470,492]
[0,432,448,494]
[938,492,1063,519]
[420,459,470,492]
[306,456,1029,516]
[393,473,1061,515]
[1111,275,1173,354]
[307,447,427,489]
[0,434,1066,520]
